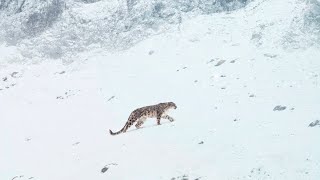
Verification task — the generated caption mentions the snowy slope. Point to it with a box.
[1,0,320,179]
[0,0,249,61]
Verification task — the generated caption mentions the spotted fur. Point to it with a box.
[109,102,177,135]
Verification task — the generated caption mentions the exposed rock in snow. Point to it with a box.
[273,105,287,111]
[101,163,117,173]
[309,120,320,127]
[215,60,226,66]
[0,0,249,61]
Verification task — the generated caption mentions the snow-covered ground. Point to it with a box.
[1,0,320,179]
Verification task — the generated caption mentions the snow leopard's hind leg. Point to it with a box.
[135,117,146,129]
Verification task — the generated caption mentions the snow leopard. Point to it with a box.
[109,102,177,135]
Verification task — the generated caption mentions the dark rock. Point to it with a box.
[309,120,320,127]
[273,105,286,111]
[11,175,24,180]
[11,72,19,77]
[177,66,187,71]
[215,60,226,66]
[101,167,109,173]
[107,96,115,102]
[207,59,215,64]
[56,96,64,99]
[181,175,188,180]
[101,163,117,173]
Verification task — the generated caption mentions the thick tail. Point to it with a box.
[109,122,129,136]
[109,129,123,136]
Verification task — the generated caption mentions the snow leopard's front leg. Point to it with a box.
[157,113,162,125]
[162,114,175,122]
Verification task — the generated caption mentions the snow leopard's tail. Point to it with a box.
[109,121,131,136]
[109,129,123,136]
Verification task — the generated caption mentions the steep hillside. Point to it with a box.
[0,0,248,61]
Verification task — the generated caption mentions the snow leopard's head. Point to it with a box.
[166,102,177,109]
